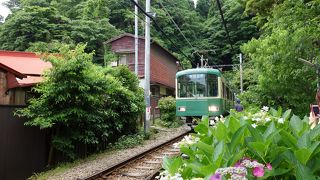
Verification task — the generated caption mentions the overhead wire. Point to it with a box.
[215,0,234,52]
[129,0,195,66]
[158,0,202,59]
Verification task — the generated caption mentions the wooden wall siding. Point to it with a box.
[150,45,177,89]
[110,35,178,86]
[0,71,10,104]
[0,105,47,180]
[111,37,145,77]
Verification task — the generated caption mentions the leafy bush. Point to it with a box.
[111,134,144,150]
[158,96,177,126]
[160,106,320,179]
[15,45,144,159]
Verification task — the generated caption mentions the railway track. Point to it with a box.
[82,130,192,180]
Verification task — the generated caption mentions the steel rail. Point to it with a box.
[82,129,192,180]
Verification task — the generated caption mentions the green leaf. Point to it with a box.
[194,141,213,156]
[248,142,266,156]
[297,132,311,149]
[280,130,297,149]
[269,107,278,117]
[180,146,195,158]
[194,124,209,136]
[290,115,303,136]
[263,121,276,141]
[162,156,183,175]
[295,161,316,180]
[228,116,241,133]
[310,125,320,140]
[215,122,228,141]
[189,163,216,177]
[294,148,312,165]
[262,168,291,179]
[247,124,263,142]
[226,149,246,167]
[282,109,292,121]
[213,141,225,167]
[230,125,246,153]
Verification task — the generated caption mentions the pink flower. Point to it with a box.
[266,163,272,170]
[210,173,222,180]
[253,166,265,177]
[234,161,243,167]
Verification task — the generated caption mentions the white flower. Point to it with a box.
[278,118,284,124]
[265,117,271,122]
[243,116,248,120]
[251,123,258,128]
[210,120,215,126]
[252,117,261,122]
[262,106,269,112]
[215,116,219,121]
[220,115,224,118]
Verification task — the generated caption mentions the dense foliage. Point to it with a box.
[239,0,320,115]
[158,96,180,127]
[15,45,144,158]
[0,0,119,64]
[160,107,320,179]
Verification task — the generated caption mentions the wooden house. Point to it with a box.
[0,51,51,105]
[106,33,181,114]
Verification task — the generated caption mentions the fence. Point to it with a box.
[0,105,48,180]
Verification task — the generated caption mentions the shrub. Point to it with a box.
[15,45,144,160]
[111,134,144,150]
[158,96,177,124]
[160,106,320,179]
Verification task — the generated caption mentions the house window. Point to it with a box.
[110,54,131,67]
[119,54,129,65]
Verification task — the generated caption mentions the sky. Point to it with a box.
[0,0,10,20]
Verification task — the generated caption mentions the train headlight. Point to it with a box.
[178,106,186,112]
[208,105,219,112]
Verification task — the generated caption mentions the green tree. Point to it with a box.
[16,45,144,159]
[201,0,258,66]
[0,6,69,51]
[241,0,320,115]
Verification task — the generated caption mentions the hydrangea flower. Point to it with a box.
[210,120,215,126]
[210,173,222,180]
[265,117,271,122]
[262,106,269,112]
[266,163,272,170]
[253,166,264,177]
[252,123,258,128]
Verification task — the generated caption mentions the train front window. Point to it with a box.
[177,73,218,98]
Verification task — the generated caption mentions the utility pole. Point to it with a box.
[240,53,243,93]
[134,0,139,75]
[200,55,204,68]
[144,0,151,135]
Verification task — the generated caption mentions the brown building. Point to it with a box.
[107,33,180,112]
[0,51,51,105]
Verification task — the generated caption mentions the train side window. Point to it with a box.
[207,74,218,97]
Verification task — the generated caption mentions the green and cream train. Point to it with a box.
[175,68,234,124]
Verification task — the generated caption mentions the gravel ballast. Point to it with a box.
[47,125,191,180]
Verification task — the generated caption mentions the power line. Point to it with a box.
[129,0,194,65]
[158,0,202,59]
[215,0,234,52]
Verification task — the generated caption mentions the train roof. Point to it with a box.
[176,68,222,77]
